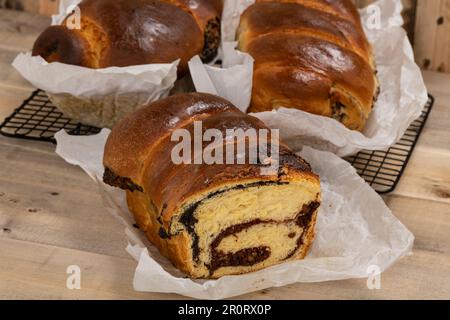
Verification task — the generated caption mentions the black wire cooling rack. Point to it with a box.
[0,90,101,142]
[345,95,434,193]
[0,90,434,194]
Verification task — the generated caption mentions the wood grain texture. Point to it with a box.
[38,0,59,16]
[0,10,449,300]
[0,10,49,95]
[414,0,442,71]
[428,0,450,72]
[356,0,450,74]
[0,0,58,15]
[354,0,417,43]
[0,9,50,52]
[0,0,38,12]
[0,136,130,258]
[414,0,450,73]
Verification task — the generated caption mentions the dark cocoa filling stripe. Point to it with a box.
[208,200,320,274]
[200,18,221,63]
[210,247,271,273]
[372,85,381,110]
[103,167,143,192]
[284,201,321,260]
[209,219,272,273]
[331,101,347,123]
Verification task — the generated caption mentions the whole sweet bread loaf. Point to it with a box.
[103,93,321,278]
[32,0,223,75]
[238,0,379,131]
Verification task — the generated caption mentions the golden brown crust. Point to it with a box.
[238,0,378,131]
[246,33,376,130]
[32,26,95,67]
[32,0,222,75]
[256,0,362,26]
[238,1,372,65]
[104,93,320,278]
[296,210,318,260]
[126,189,193,275]
[103,93,236,189]
[104,93,318,224]
[163,0,222,61]
[166,0,223,31]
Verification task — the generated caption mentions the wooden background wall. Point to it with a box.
[1,0,449,73]
[0,0,58,15]
[355,0,418,43]
[354,0,450,73]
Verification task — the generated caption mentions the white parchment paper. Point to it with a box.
[12,0,178,128]
[189,0,428,157]
[55,130,414,299]
[188,43,254,112]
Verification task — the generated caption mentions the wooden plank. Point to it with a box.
[392,150,450,202]
[0,12,49,93]
[1,133,449,299]
[0,238,180,300]
[0,10,50,52]
[387,70,450,203]
[0,0,39,12]
[423,69,450,93]
[414,0,442,70]
[384,195,450,254]
[255,250,450,300]
[0,6,449,298]
[0,132,448,300]
[430,0,450,72]
[422,98,450,133]
[390,134,450,204]
[1,236,449,300]
[0,12,48,93]
[0,136,131,258]
[0,0,58,16]
[0,49,36,91]
[0,86,31,120]
[39,0,59,16]
[354,0,417,42]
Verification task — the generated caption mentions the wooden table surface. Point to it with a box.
[0,9,449,300]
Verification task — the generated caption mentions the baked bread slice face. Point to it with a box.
[103,93,321,278]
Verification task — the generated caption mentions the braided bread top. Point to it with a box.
[103,93,316,227]
[32,0,222,74]
[237,0,378,131]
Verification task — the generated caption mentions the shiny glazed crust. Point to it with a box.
[32,0,222,75]
[103,93,321,278]
[238,0,378,131]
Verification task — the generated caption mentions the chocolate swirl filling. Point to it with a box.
[179,181,289,262]
[179,180,320,274]
[200,18,221,63]
[208,201,320,274]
